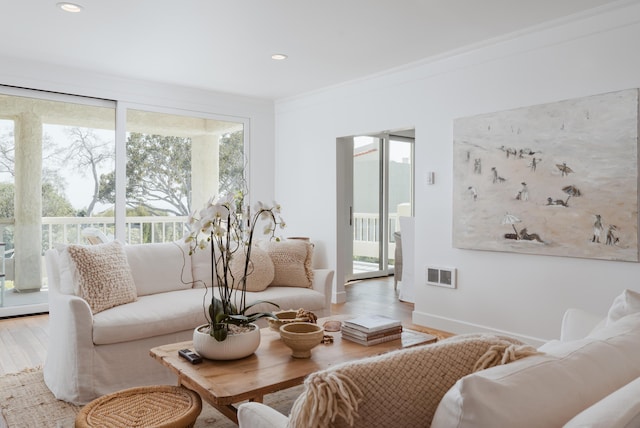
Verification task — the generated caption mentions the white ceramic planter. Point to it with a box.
[192,323,260,360]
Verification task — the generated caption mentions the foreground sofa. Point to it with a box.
[43,239,334,405]
[238,289,640,428]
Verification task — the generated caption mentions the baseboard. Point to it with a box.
[412,310,548,348]
[332,291,347,304]
[0,303,49,318]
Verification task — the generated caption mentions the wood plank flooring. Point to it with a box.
[0,313,49,376]
[0,276,452,377]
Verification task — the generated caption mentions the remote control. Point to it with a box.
[178,348,203,364]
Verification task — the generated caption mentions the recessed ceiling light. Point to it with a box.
[57,2,83,13]
[271,54,288,61]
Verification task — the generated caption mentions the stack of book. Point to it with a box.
[341,314,403,346]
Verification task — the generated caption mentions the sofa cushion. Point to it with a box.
[124,242,194,296]
[431,312,640,428]
[563,376,640,428]
[66,241,138,314]
[258,240,314,287]
[92,285,326,345]
[92,288,206,345]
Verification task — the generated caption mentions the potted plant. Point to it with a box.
[184,194,284,359]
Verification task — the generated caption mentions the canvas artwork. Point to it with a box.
[452,89,639,262]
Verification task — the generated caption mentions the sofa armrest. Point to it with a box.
[43,277,95,404]
[560,308,605,342]
[238,402,289,428]
[312,269,334,316]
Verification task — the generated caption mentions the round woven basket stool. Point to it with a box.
[75,385,202,428]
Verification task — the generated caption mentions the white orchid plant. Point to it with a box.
[184,194,285,341]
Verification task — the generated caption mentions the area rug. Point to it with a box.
[0,368,302,427]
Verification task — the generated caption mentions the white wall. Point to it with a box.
[274,2,640,345]
[0,56,276,206]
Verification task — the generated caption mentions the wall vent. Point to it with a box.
[426,266,457,289]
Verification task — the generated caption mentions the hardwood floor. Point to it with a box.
[337,277,452,339]
[0,276,452,376]
[0,312,49,376]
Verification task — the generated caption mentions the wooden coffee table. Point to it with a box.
[149,316,436,424]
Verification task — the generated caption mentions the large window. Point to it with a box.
[0,87,247,314]
[0,91,115,295]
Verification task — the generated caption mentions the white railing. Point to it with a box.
[352,213,399,259]
[0,216,189,282]
[41,216,189,249]
[0,213,396,284]
[2,212,394,249]
[1,213,396,251]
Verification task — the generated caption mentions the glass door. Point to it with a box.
[352,135,383,278]
[348,131,414,281]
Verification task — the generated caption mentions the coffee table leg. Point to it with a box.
[213,403,240,424]
[209,394,264,424]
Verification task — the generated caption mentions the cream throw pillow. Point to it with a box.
[66,241,137,314]
[224,246,275,292]
[258,240,314,287]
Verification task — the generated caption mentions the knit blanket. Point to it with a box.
[287,333,540,428]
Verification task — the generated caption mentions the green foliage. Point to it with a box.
[99,132,191,216]
[0,183,13,218]
[0,181,74,218]
[42,182,76,217]
[99,130,245,216]
[219,131,245,195]
[0,180,75,252]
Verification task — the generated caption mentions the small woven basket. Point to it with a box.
[75,385,202,428]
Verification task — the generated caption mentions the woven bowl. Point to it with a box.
[279,322,324,358]
[268,310,311,332]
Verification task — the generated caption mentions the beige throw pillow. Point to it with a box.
[258,240,314,287]
[66,241,137,314]
[224,246,275,292]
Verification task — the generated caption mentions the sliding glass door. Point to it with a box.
[0,89,115,295]
[348,131,414,281]
[0,86,248,316]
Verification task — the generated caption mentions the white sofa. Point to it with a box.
[43,240,334,405]
[238,289,640,428]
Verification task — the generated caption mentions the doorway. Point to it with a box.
[337,129,414,285]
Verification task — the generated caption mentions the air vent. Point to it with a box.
[426,266,457,289]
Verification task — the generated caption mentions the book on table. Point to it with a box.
[341,324,403,341]
[342,315,403,346]
[341,331,403,346]
[342,314,402,334]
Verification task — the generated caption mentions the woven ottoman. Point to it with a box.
[75,385,202,428]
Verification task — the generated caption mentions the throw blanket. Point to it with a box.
[287,333,540,428]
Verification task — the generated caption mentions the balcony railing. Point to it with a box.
[352,213,399,261]
[41,216,189,250]
[0,213,398,281]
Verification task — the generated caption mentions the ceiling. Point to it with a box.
[0,0,631,100]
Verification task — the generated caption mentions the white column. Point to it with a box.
[14,111,43,291]
[191,133,220,212]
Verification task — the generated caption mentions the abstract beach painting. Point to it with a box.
[453,89,639,262]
